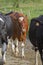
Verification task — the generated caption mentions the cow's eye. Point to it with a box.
[35,22,39,26]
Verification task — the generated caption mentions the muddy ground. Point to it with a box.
[0,38,42,65]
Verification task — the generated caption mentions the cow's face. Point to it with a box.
[19,16,26,33]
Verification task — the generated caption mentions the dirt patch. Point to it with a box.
[0,39,42,65]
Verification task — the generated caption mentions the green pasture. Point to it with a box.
[0,0,43,36]
[0,0,43,22]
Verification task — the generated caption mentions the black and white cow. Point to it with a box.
[0,13,7,63]
[29,15,43,65]
[0,12,13,63]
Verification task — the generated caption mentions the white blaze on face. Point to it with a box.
[19,17,26,32]
[0,18,4,23]
[19,17,24,22]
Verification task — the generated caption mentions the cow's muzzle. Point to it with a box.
[22,28,26,32]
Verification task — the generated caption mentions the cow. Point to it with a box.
[5,11,28,57]
[0,13,8,63]
[0,12,15,63]
[29,15,43,65]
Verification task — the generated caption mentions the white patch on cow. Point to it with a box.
[15,38,19,56]
[35,50,39,65]
[19,17,24,21]
[2,51,6,63]
[0,48,2,57]
[2,43,7,63]
[2,43,7,52]
[21,42,25,57]
[12,42,15,53]
[0,18,4,23]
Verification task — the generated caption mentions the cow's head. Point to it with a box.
[18,15,28,41]
[19,15,28,33]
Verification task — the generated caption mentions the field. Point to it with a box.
[0,39,42,65]
[0,0,43,65]
[0,0,43,21]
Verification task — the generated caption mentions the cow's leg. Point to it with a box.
[41,49,43,65]
[7,37,15,53]
[7,37,11,48]
[21,42,25,57]
[11,39,15,53]
[2,42,7,63]
[42,49,43,65]
[15,38,19,56]
[39,49,43,65]
[35,47,39,65]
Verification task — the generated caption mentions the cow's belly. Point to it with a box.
[12,32,26,42]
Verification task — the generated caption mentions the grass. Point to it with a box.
[0,1,43,23]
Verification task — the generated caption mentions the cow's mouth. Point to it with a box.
[22,28,26,32]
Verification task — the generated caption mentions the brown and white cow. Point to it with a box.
[5,11,28,57]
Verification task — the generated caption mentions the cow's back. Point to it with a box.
[5,15,13,37]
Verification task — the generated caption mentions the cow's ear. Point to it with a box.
[25,15,28,21]
[25,15,28,19]
[25,15,27,17]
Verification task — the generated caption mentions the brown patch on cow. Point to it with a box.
[8,12,29,42]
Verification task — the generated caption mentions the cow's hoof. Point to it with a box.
[15,52,19,57]
[15,50,19,56]
[22,55,25,58]
[12,50,14,54]
[16,53,18,56]
[3,60,6,64]
[2,59,6,64]
[12,50,15,55]
[7,44,10,49]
